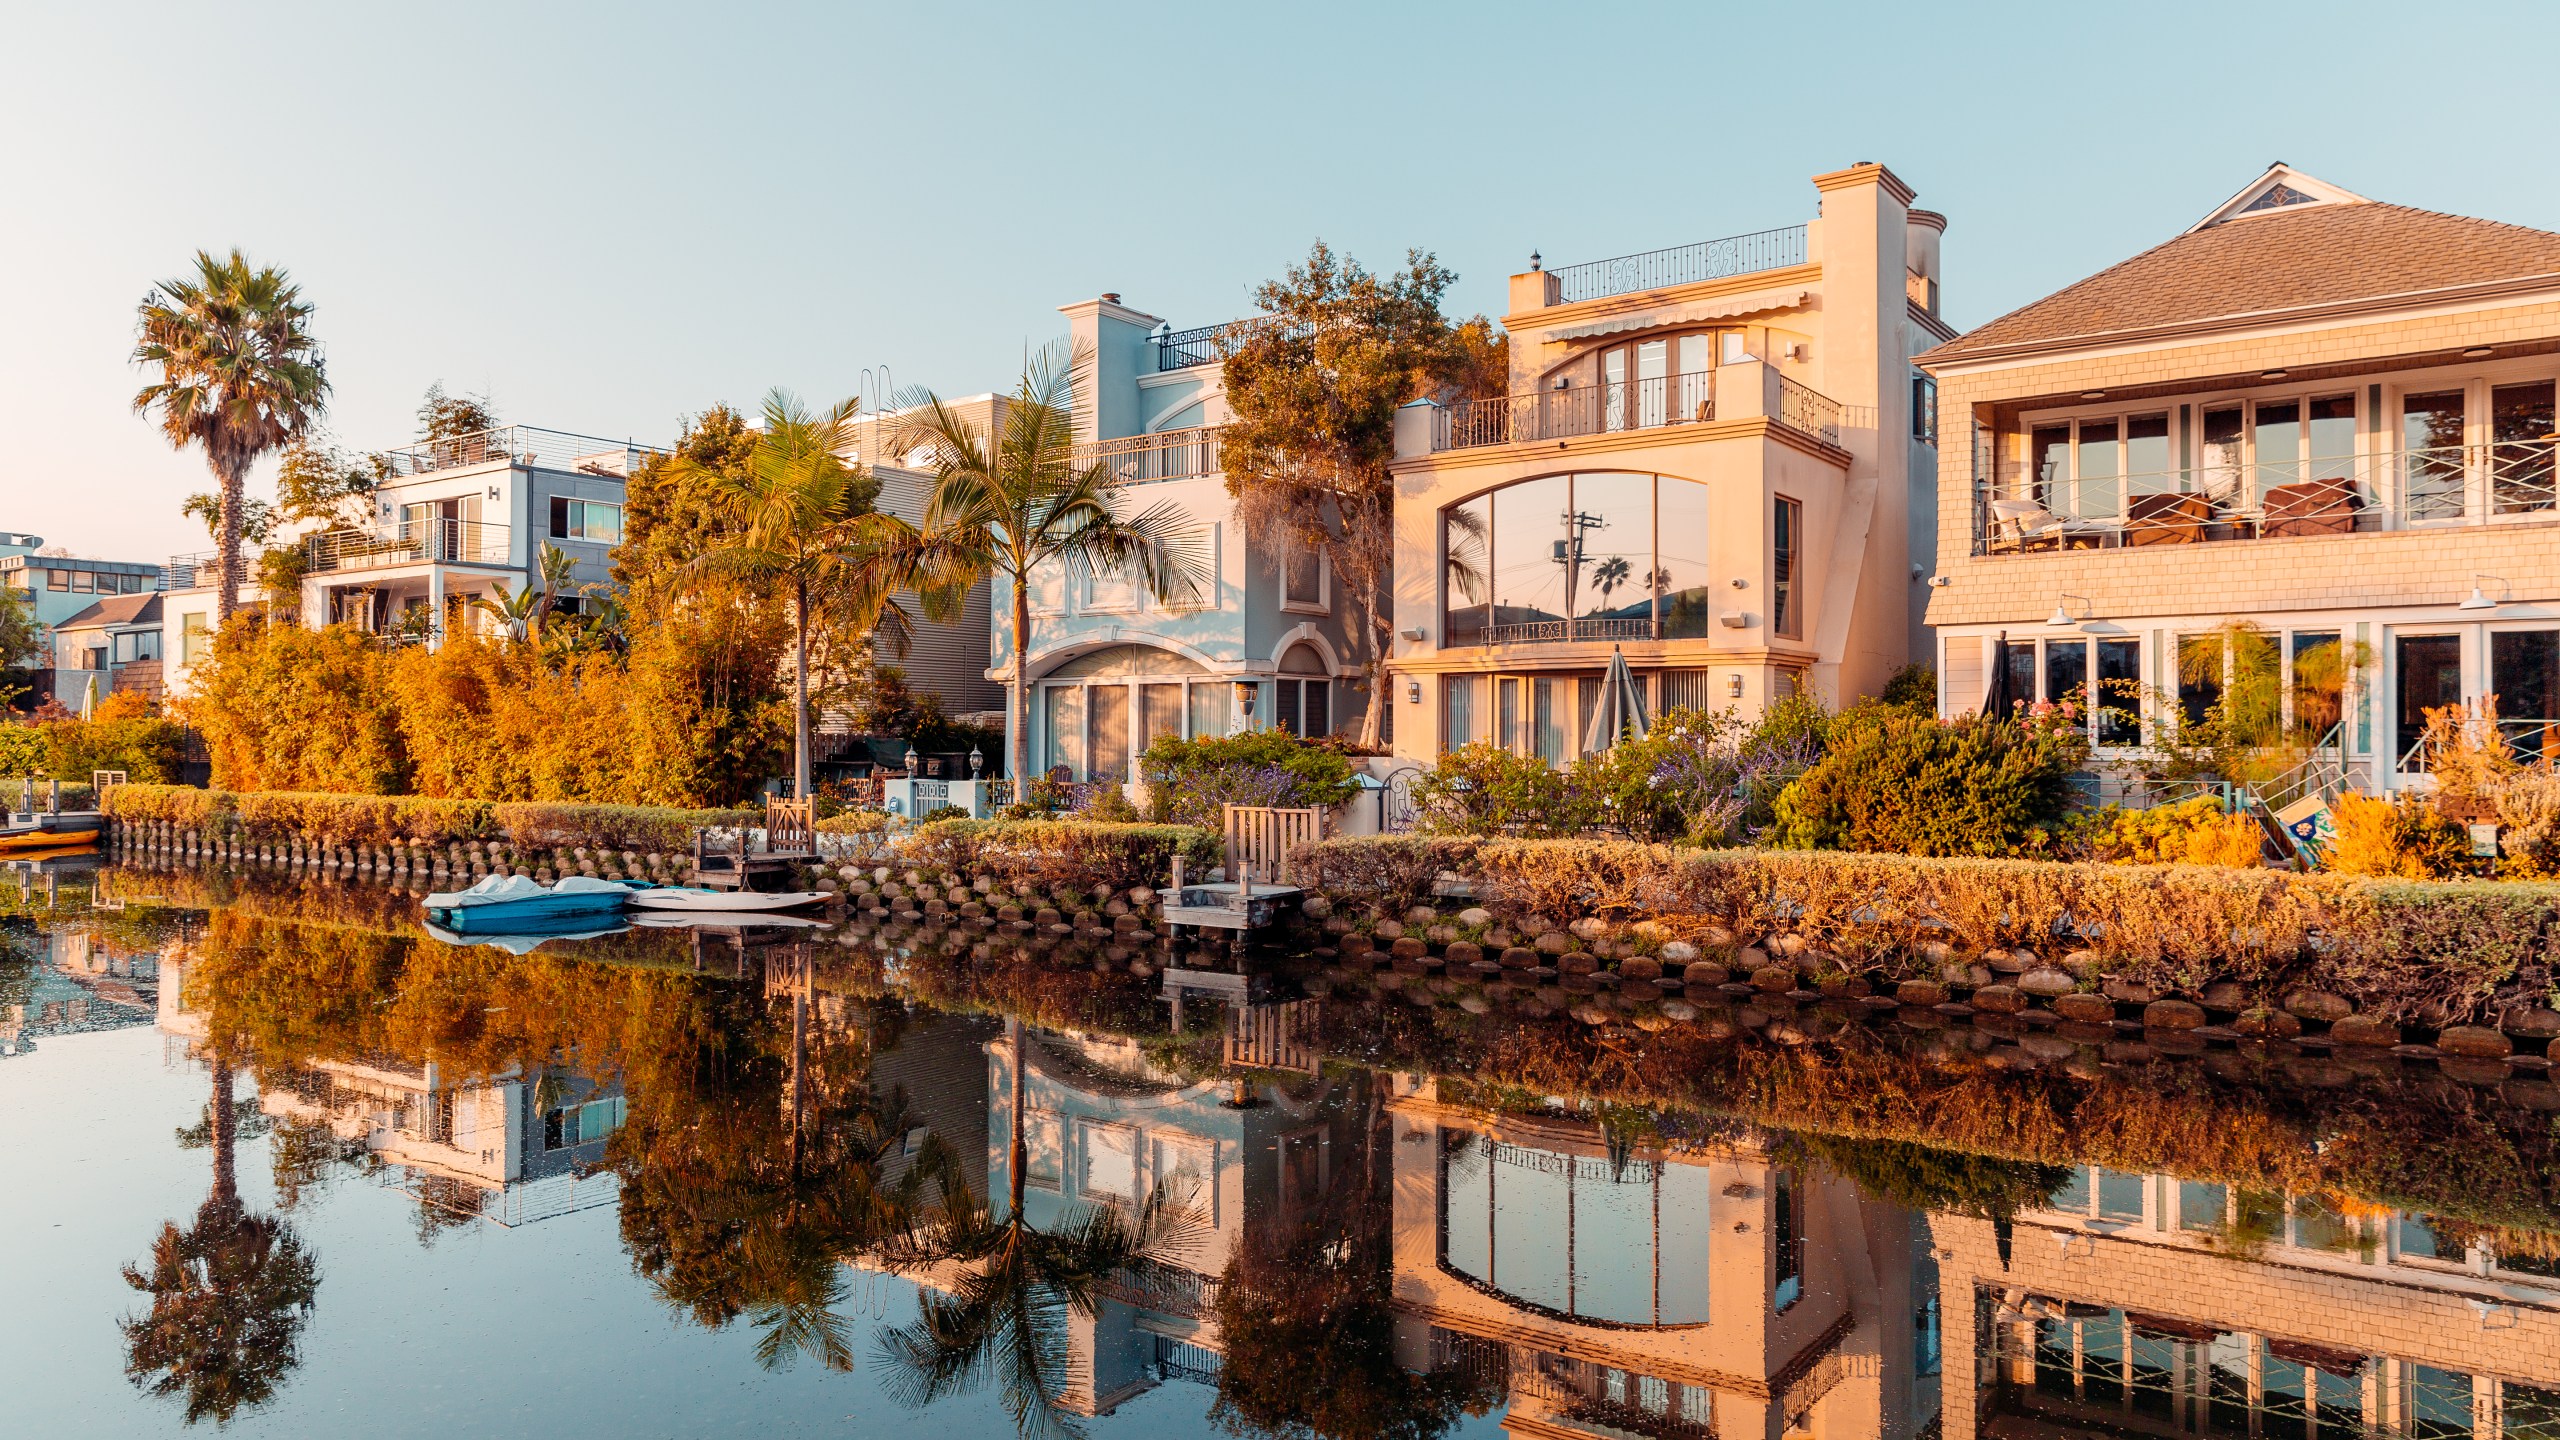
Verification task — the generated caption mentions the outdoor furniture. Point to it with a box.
[2124,492,2208,545]
[1986,497,2067,552]
[2260,479,2362,538]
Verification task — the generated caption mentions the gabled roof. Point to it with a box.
[54,593,162,632]
[1922,167,2560,365]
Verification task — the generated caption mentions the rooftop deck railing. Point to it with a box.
[1072,424,1224,482]
[1547,225,1807,304]
[306,519,511,574]
[374,425,667,480]
[1970,440,2558,553]
[1437,371,1718,451]
[1155,316,1283,371]
[164,552,243,590]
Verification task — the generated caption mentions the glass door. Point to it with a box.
[2396,635,2464,771]
[2492,630,2560,766]
[2492,380,2556,515]
[2402,391,2468,520]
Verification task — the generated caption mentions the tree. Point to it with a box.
[675,390,902,800]
[182,491,278,547]
[0,586,40,709]
[133,249,330,626]
[884,343,1208,785]
[272,434,376,530]
[1220,242,1503,748]
[471,581,547,644]
[535,541,578,642]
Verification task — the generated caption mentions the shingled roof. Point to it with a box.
[54,593,162,631]
[1922,190,2560,365]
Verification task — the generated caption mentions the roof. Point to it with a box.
[1923,175,2560,365]
[54,593,163,631]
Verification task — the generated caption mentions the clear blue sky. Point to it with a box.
[7,0,2558,562]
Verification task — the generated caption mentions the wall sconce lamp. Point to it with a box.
[2459,575,2507,611]
[1405,680,1422,704]
[1398,626,1425,641]
[2046,594,2093,627]
[1726,674,1744,699]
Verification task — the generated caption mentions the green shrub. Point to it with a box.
[1409,742,1593,837]
[899,818,1219,893]
[1772,707,2088,857]
[101,784,766,854]
[1140,729,1358,828]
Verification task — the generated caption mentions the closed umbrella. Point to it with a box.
[1982,631,2014,718]
[1581,645,1652,754]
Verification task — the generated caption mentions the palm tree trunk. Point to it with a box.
[1008,575,1031,789]
[213,456,245,627]
[1008,1017,1027,1224]
[208,1060,238,1212]
[794,577,811,801]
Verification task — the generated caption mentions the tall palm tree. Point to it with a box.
[873,1020,1204,1440]
[121,1058,321,1425]
[678,390,910,800]
[883,344,1208,786]
[134,250,331,626]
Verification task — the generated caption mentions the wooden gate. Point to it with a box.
[1221,804,1325,885]
[1224,999,1322,1076]
[765,796,816,857]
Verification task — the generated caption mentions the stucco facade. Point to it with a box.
[1386,162,1949,767]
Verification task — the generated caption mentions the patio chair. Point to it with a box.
[2260,478,2362,538]
[2124,492,2209,546]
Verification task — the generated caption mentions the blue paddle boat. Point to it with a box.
[423,874,639,934]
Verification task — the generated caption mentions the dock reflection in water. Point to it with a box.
[0,854,2554,1438]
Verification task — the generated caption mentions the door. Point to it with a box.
[2396,634,2464,770]
[2492,629,2560,765]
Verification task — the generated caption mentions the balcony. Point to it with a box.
[1431,369,1841,453]
[164,552,243,591]
[1547,224,1807,305]
[1154,317,1279,371]
[1073,425,1223,482]
[1972,440,2558,553]
[374,425,667,480]
[306,519,511,575]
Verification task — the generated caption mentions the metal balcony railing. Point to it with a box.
[1548,225,1807,304]
[306,519,510,574]
[1437,371,1717,451]
[1072,425,1224,482]
[373,425,667,480]
[164,552,244,590]
[1969,440,2559,554]
[1154,317,1280,371]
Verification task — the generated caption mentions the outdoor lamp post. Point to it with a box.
[969,745,984,777]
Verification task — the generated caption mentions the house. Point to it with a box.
[46,593,164,707]
[1386,162,1950,767]
[938,296,1368,787]
[1919,164,2560,793]
[1,532,171,709]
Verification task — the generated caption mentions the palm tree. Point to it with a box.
[134,250,330,626]
[534,541,578,642]
[883,343,1209,786]
[873,1020,1204,1439]
[121,1058,320,1425]
[677,391,910,800]
[471,582,545,644]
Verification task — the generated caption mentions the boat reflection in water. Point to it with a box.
[10,855,2560,1438]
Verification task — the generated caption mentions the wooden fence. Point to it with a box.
[1220,804,1325,885]
[1224,999,1322,1076]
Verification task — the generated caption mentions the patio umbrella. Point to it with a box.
[1581,645,1652,754]
[1982,631,2014,718]
[80,676,97,721]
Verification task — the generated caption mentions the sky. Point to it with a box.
[7,0,2560,563]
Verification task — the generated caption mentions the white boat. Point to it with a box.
[632,911,830,930]
[627,885,830,914]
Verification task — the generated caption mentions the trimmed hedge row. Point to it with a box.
[102,783,762,853]
[1294,835,2560,1022]
[901,818,1221,894]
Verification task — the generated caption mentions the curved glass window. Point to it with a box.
[1441,471,1712,646]
[1438,1127,1710,1327]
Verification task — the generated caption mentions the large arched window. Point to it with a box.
[1443,471,1713,647]
[1438,1127,1711,1327]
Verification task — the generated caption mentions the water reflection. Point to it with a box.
[6,855,2559,1437]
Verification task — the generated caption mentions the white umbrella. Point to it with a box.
[80,676,98,721]
[1581,645,1651,754]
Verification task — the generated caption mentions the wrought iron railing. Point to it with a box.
[1155,316,1282,371]
[1776,375,1843,447]
[306,519,510,573]
[373,425,667,480]
[1548,225,1807,304]
[1971,440,2559,553]
[1072,425,1223,482]
[1482,616,1658,645]
[1438,371,1716,451]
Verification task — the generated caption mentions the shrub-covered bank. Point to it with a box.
[1294,835,2560,1029]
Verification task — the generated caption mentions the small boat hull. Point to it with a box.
[0,815,104,853]
[424,893,632,934]
[629,887,829,914]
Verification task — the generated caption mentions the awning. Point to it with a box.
[1543,289,1810,343]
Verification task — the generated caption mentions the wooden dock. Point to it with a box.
[692,797,817,892]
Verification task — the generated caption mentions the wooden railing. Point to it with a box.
[1220,803,1325,885]
[1225,999,1322,1076]
[765,796,815,856]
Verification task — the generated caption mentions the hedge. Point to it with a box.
[101,784,760,854]
[900,818,1220,893]
[1292,835,2560,1022]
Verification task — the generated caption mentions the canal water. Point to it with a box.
[4,849,2556,1439]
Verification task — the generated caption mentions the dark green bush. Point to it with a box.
[1139,729,1358,828]
[900,818,1220,892]
[1771,707,2088,857]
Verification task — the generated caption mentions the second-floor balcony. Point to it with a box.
[375,425,666,480]
[306,519,511,575]
[1973,439,2558,553]
[1074,425,1223,483]
[1431,370,1842,453]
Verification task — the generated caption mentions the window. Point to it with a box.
[2493,380,2557,515]
[1437,1129,1712,1326]
[1043,685,1085,778]
[1023,1111,1062,1191]
[2291,631,2344,738]
[1441,472,1710,646]
[1153,1138,1216,1223]
[1444,676,1480,747]
[2177,634,2224,730]
[1772,1167,1803,1309]
[547,497,622,543]
[1660,669,1713,712]
[2048,1165,2148,1223]
[2096,638,2141,745]
[1186,681,1231,740]
[2494,630,2560,767]
[1088,685,1130,783]
[1771,497,1801,640]
[1912,374,1937,443]
[3,568,25,590]
[2397,634,2464,768]
[1081,1122,1139,1203]
[2403,390,2467,520]
[1282,542,1325,608]
[179,613,210,665]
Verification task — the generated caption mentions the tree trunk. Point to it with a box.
[213,457,245,627]
[793,576,811,801]
[1008,574,1031,790]
[1008,1017,1027,1223]
[1353,590,1388,750]
[208,1060,238,1212]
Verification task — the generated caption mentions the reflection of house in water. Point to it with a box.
[1388,1079,1937,1440]
[981,1027,1362,1416]
[1945,1162,2560,1440]
[0,923,162,1058]
[156,952,622,1227]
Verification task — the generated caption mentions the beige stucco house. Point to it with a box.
[1386,162,1950,766]
[1920,164,2560,793]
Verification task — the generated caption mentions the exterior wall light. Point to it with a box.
[1727,674,1744,699]
[1405,680,1422,704]
[2047,593,2092,626]
[2460,574,2507,611]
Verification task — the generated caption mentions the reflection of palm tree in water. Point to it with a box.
[120,1056,320,1426]
[874,1018,1203,1440]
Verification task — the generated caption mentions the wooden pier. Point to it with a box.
[692,797,817,892]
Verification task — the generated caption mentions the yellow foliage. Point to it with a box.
[2088,797,2263,868]
[2327,792,2469,878]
